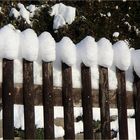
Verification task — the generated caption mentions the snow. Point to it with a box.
[111,118,136,140]
[17,3,31,24]
[113,32,119,38]
[97,38,113,68]
[54,125,65,138]
[125,48,134,91]
[34,61,42,85]
[124,22,131,31]
[20,29,39,61]
[91,66,99,89]
[74,121,83,134]
[14,59,23,83]
[0,105,136,138]
[115,6,119,10]
[56,37,76,66]
[50,3,76,29]
[53,14,66,29]
[10,3,38,24]
[39,32,56,62]
[72,48,82,88]
[77,36,98,67]
[0,24,136,90]
[27,4,37,18]
[0,25,20,59]
[132,49,140,77]
[53,44,62,87]
[9,8,20,19]
[13,105,65,138]
[113,40,131,71]
[107,12,111,17]
[27,4,36,13]
[108,65,118,90]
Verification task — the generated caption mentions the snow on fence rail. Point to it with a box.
[1,24,140,139]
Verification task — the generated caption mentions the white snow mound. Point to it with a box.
[57,37,76,66]
[18,3,31,24]
[132,49,140,77]
[113,40,131,71]
[39,32,56,62]
[53,14,66,30]
[20,28,39,61]
[0,24,20,59]
[50,3,76,29]
[77,36,98,67]
[98,37,113,68]
[9,8,20,19]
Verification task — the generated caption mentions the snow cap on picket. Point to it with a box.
[132,49,140,77]
[77,36,98,67]
[0,24,20,59]
[39,32,56,62]
[20,28,39,61]
[57,36,76,66]
[98,37,113,68]
[113,40,131,71]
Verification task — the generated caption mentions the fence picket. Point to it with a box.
[2,59,14,139]
[133,72,140,139]
[116,68,128,139]
[62,63,75,139]
[42,61,54,139]
[99,66,111,139]
[23,59,35,139]
[81,63,93,139]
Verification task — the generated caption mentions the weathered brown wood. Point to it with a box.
[2,59,14,139]
[23,59,35,139]
[116,68,128,139]
[81,63,93,139]
[99,66,111,139]
[42,61,54,139]
[62,63,75,139]
[133,72,140,139]
[0,84,134,108]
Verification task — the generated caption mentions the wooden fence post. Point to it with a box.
[81,63,93,139]
[99,66,111,139]
[116,68,128,139]
[62,63,75,139]
[23,59,35,139]
[42,61,54,139]
[2,59,14,139]
[133,72,140,139]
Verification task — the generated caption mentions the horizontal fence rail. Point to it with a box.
[1,59,140,139]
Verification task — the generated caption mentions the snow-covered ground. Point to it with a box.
[0,105,135,139]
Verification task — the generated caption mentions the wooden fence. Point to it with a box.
[1,58,140,139]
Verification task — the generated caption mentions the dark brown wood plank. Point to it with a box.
[0,84,134,108]
[2,59,14,139]
[133,72,140,139]
[81,63,93,139]
[23,59,35,139]
[99,66,111,139]
[116,68,128,139]
[62,63,75,139]
[42,61,54,139]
